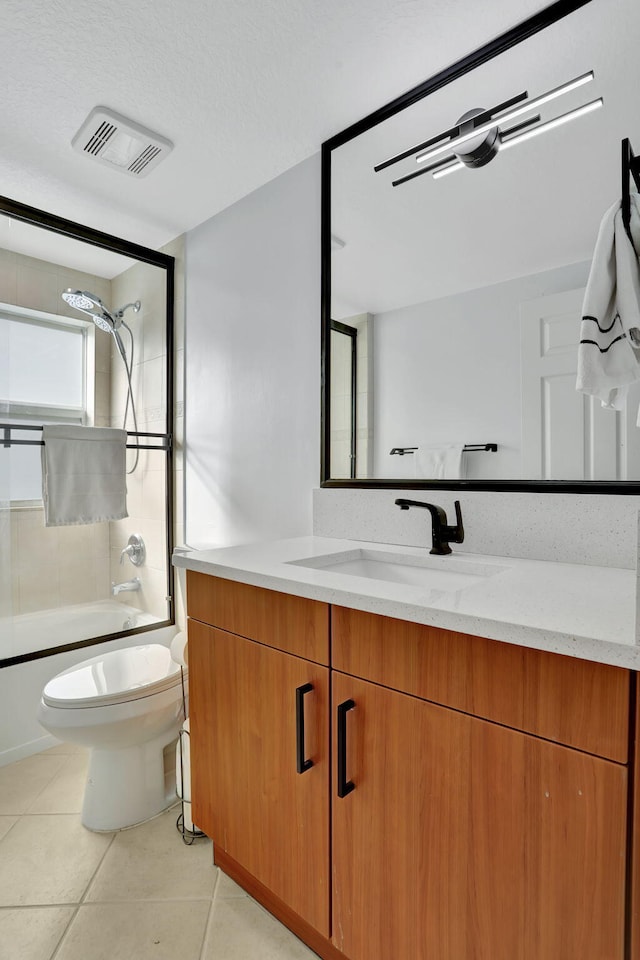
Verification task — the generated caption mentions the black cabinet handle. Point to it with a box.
[337,698,355,797]
[296,683,314,774]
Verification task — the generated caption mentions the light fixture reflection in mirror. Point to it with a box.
[432,97,604,180]
[325,0,640,488]
[414,70,594,166]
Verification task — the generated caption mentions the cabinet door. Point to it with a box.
[189,620,330,935]
[332,672,627,960]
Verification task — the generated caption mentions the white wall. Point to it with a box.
[373,260,591,480]
[184,156,320,548]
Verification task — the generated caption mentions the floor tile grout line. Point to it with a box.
[16,754,74,815]
[0,753,66,817]
[0,815,21,845]
[66,896,217,905]
[0,903,81,911]
[25,753,89,816]
[0,896,216,910]
[79,832,117,906]
[18,811,86,817]
[47,903,81,960]
[48,830,117,960]
[198,871,220,960]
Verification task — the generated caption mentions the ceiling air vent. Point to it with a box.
[72,107,173,178]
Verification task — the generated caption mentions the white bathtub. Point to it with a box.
[0,601,178,766]
[2,600,161,662]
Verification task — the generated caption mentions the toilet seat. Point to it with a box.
[42,644,186,709]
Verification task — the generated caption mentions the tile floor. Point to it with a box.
[0,743,317,960]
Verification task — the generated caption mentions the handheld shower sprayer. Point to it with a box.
[61,290,140,332]
[61,289,142,473]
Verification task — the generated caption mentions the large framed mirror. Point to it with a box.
[321,0,640,492]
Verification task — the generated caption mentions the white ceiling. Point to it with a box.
[0,0,549,268]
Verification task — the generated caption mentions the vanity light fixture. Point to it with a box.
[414,70,594,167]
[431,96,604,180]
[379,70,598,188]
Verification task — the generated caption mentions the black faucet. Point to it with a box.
[394,499,464,555]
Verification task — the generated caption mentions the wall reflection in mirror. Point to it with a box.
[327,0,640,483]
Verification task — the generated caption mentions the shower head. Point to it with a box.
[62,289,117,332]
[61,290,141,333]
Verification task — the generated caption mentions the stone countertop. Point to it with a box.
[173,536,639,670]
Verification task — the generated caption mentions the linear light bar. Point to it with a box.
[432,96,603,180]
[391,116,541,187]
[417,70,594,165]
[500,96,602,149]
[432,159,465,180]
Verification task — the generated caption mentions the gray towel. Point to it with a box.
[41,425,128,526]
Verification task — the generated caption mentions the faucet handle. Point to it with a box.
[119,534,146,567]
[120,544,134,565]
[448,500,464,544]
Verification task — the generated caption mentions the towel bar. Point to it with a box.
[390,443,498,455]
[1,423,171,451]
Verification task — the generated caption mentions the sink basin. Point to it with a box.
[288,549,506,593]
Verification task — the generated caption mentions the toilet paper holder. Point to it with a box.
[175,662,206,845]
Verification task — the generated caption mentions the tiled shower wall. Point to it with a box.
[3,238,184,625]
[2,247,112,615]
[108,235,185,627]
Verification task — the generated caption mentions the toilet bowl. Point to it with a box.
[37,644,186,832]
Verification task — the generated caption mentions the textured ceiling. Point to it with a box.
[0,0,547,259]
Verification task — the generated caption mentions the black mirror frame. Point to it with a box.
[319,0,640,494]
[0,194,176,666]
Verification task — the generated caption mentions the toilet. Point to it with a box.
[37,644,186,832]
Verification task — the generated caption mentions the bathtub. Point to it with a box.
[0,600,178,766]
[2,599,161,662]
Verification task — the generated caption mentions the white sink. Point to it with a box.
[288,549,507,593]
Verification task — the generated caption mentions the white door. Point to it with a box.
[520,288,639,481]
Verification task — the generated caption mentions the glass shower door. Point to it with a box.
[0,311,14,659]
[330,320,357,479]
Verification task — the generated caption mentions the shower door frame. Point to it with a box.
[0,195,176,667]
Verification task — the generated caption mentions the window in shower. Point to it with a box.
[1,306,94,502]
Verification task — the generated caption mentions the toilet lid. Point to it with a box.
[42,644,186,708]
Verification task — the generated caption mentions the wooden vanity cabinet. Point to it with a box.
[187,573,331,936]
[187,573,632,960]
[331,607,630,960]
[331,670,627,960]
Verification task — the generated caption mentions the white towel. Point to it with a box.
[415,443,464,479]
[41,425,128,526]
[576,194,640,411]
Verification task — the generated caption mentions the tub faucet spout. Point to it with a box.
[111,577,141,596]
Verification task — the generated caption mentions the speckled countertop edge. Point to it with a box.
[173,536,640,670]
